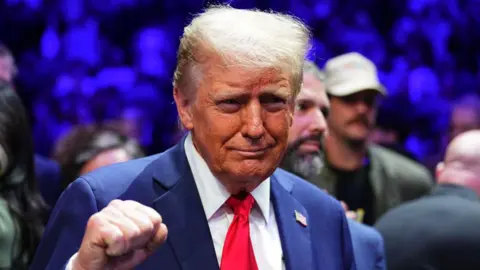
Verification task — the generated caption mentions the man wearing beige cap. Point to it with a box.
[318,52,433,225]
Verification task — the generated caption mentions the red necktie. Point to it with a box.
[220,194,259,270]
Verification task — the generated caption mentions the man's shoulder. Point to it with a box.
[370,144,426,171]
[76,154,164,204]
[82,154,161,183]
[376,193,480,247]
[348,219,383,245]
[274,168,344,214]
[369,144,432,182]
[408,193,480,213]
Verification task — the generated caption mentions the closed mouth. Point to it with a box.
[301,140,321,147]
[231,147,271,157]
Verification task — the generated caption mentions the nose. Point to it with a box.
[354,100,371,114]
[307,109,327,135]
[241,101,265,140]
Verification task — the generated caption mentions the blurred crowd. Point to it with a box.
[1,0,480,169]
[0,0,480,269]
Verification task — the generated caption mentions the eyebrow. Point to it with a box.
[212,87,291,100]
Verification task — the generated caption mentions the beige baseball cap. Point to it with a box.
[324,52,386,97]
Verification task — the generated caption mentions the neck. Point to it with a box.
[325,133,367,170]
[218,175,264,195]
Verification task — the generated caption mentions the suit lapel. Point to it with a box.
[151,140,219,270]
[271,173,313,270]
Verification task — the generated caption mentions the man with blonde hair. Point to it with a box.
[32,6,356,270]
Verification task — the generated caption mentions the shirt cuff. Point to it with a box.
[65,252,78,270]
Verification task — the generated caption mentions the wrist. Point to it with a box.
[70,253,89,270]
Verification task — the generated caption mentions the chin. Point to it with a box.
[347,129,370,141]
[297,148,321,157]
[232,160,276,179]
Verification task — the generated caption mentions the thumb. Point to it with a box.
[76,216,117,270]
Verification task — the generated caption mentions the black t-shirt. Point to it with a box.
[331,163,376,225]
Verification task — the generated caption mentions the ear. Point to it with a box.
[435,162,445,180]
[173,87,194,130]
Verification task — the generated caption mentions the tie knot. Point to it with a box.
[226,193,255,217]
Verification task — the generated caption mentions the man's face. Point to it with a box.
[288,73,329,155]
[449,107,480,142]
[0,56,13,83]
[284,72,329,178]
[175,60,294,192]
[328,90,379,143]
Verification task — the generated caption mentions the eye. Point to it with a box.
[260,94,287,112]
[296,102,309,112]
[321,107,330,118]
[217,99,242,113]
[223,99,239,105]
[295,100,315,113]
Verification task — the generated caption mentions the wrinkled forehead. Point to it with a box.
[201,61,294,93]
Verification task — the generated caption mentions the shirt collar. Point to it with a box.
[184,133,271,223]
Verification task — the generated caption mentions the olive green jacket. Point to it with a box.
[313,144,434,221]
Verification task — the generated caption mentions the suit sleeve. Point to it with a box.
[30,178,99,270]
[340,212,357,270]
[374,231,386,270]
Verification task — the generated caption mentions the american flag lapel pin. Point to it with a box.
[294,210,307,227]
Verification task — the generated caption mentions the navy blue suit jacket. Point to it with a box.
[348,220,386,270]
[31,139,356,270]
[34,154,61,207]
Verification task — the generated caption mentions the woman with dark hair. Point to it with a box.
[0,82,48,269]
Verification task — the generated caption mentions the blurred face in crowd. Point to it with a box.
[79,148,132,175]
[437,130,480,195]
[284,72,329,177]
[328,90,379,144]
[449,107,480,142]
[175,58,295,193]
[0,56,14,83]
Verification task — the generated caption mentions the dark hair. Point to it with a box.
[53,124,144,189]
[0,81,47,268]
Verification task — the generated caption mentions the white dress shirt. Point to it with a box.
[184,133,284,269]
[67,134,284,269]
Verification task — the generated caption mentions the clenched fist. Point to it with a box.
[72,200,168,270]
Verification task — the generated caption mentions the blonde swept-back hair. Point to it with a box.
[173,5,311,97]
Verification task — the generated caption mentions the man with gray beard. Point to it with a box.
[281,61,328,179]
[281,60,386,270]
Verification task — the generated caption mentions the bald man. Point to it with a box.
[375,130,480,270]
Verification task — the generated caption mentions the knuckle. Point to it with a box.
[161,223,168,237]
[124,200,141,208]
[124,225,142,240]
[137,218,154,233]
[151,212,162,224]
[109,199,123,208]
[88,213,105,227]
